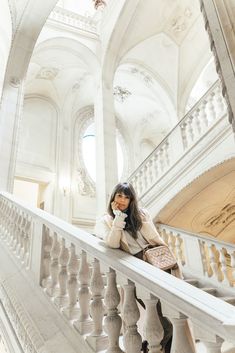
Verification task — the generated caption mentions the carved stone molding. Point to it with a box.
[0,282,45,353]
[76,167,95,197]
[199,0,235,132]
[74,106,96,197]
[36,67,59,80]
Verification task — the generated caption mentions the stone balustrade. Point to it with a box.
[1,192,235,353]
[48,6,98,33]
[157,223,235,289]
[129,80,228,198]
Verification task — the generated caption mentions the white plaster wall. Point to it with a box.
[0,0,12,99]
[17,96,57,171]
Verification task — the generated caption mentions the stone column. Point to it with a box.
[0,0,58,192]
[0,77,25,191]
[94,74,118,215]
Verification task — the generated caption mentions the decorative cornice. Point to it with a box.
[0,282,45,353]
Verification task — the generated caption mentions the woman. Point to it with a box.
[96,182,175,353]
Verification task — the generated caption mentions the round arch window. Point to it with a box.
[82,123,124,181]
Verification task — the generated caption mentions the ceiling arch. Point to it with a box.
[157,158,235,243]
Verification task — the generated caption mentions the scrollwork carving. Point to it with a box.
[76,168,95,197]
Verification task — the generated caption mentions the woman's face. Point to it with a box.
[113,192,130,211]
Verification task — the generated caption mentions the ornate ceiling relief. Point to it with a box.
[203,203,235,236]
[130,67,153,87]
[191,189,235,239]
[36,67,59,80]
[171,7,193,33]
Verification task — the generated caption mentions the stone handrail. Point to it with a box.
[0,191,235,353]
[48,6,98,34]
[157,223,235,289]
[129,79,227,198]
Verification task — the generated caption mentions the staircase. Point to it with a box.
[0,192,235,353]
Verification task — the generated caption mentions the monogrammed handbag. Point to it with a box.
[143,245,177,271]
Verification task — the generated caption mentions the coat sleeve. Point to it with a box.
[94,213,127,249]
[141,209,166,246]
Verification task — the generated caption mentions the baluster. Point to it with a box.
[230,251,235,284]
[171,314,195,353]
[14,213,22,253]
[143,299,163,353]
[5,205,14,243]
[104,269,123,353]
[22,215,31,264]
[122,284,142,353]
[200,99,209,129]
[46,232,60,297]
[175,234,184,265]
[215,85,225,115]
[180,122,188,149]
[160,228,168,244]
[19,214,27,260]
[143,164,149,192]
[152,152,159,180]
[11,210,20,250]
[199,241,208,275]
[87,258,108,351]
[55,238,69,308]
[187,116,194,146]
[164,141,170,167]
[8,206,17,247]
[147,159,153,186]
[219,249,230,286]
[208,244,219,281]
[41,226,53,288]
[194,108,202,136]
[0,200,6,234]
[3,204,11,240]
[207,92,216,124]
[74,250,92,334]
[64,244,79,320]
[159,147,165,173]
[168,232,175,255]
[137,171,143,195]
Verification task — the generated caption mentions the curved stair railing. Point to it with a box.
[128,80,228,199]
[0,192,235,353]
[157,223,235,294]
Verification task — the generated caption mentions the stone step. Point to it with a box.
[184,278,199,286]
[219,296,235,305]
[200,287,217,295]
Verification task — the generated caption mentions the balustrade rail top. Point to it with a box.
[128,79,221,180]
[158,223,235,249]
[1,191,235,341]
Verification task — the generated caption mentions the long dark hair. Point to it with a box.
[108,182,143,239]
